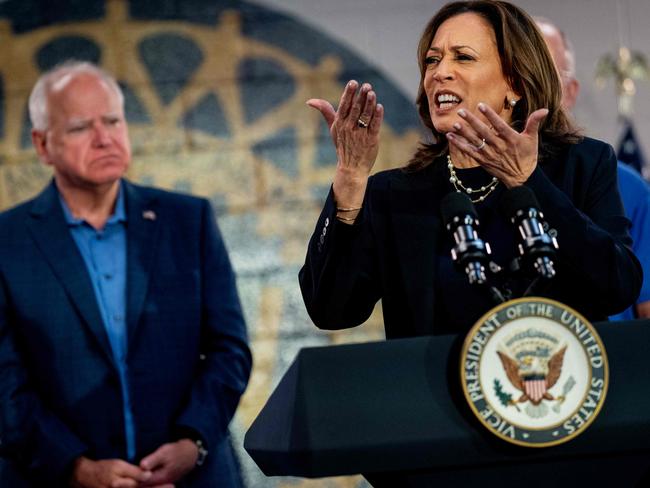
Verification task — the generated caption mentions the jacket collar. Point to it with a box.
[28,180,116,367]
[122,180,161,351]
[27,179,161,366]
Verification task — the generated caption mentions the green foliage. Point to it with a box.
[494,379,514,407]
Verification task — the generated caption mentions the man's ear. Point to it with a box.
[563,78,580,111]
[31,129,51,165]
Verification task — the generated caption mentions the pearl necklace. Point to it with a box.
[447,154,499,203]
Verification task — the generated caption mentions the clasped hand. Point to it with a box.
[71,439,198,488]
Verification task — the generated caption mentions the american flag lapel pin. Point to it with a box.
[142,210,156,221]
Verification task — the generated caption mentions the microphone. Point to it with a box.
[500,186,558,280]
[440,192,492,286]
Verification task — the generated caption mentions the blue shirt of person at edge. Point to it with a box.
[58,181,137,460]
[610,163,650,321]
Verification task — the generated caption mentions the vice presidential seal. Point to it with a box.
[460,297,608,447]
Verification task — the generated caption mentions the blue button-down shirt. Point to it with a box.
[59,184,136,460]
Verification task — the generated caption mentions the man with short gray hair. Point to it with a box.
[0,61,251,487]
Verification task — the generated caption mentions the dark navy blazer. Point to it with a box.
[300,137,643,337]
[0,180,252,487]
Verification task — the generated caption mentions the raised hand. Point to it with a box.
[446,102,548,188]
[307,80,384,219]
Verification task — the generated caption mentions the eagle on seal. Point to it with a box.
[497,346,567,405]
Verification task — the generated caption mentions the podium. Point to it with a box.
[244,320,650,487]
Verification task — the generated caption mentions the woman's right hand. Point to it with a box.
[307,80,384,215]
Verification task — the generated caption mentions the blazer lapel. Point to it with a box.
[123,181,160,347]
[27,182,116,367]
[389,161,448,336]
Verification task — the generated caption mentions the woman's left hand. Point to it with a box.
[446,102,548,188]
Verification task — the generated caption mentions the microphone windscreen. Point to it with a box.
[499,185,541,219]
[441,191,477,227]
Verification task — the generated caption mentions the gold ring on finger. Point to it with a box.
[357,118,369,128]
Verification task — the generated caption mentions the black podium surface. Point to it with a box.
[244,320,650,486]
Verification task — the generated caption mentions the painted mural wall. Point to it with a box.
[0,1,423,486]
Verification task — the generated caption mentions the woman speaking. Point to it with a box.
[299,0,641,338]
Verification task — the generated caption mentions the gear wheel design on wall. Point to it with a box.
[0,0,421,212]
[0,2,422,486]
